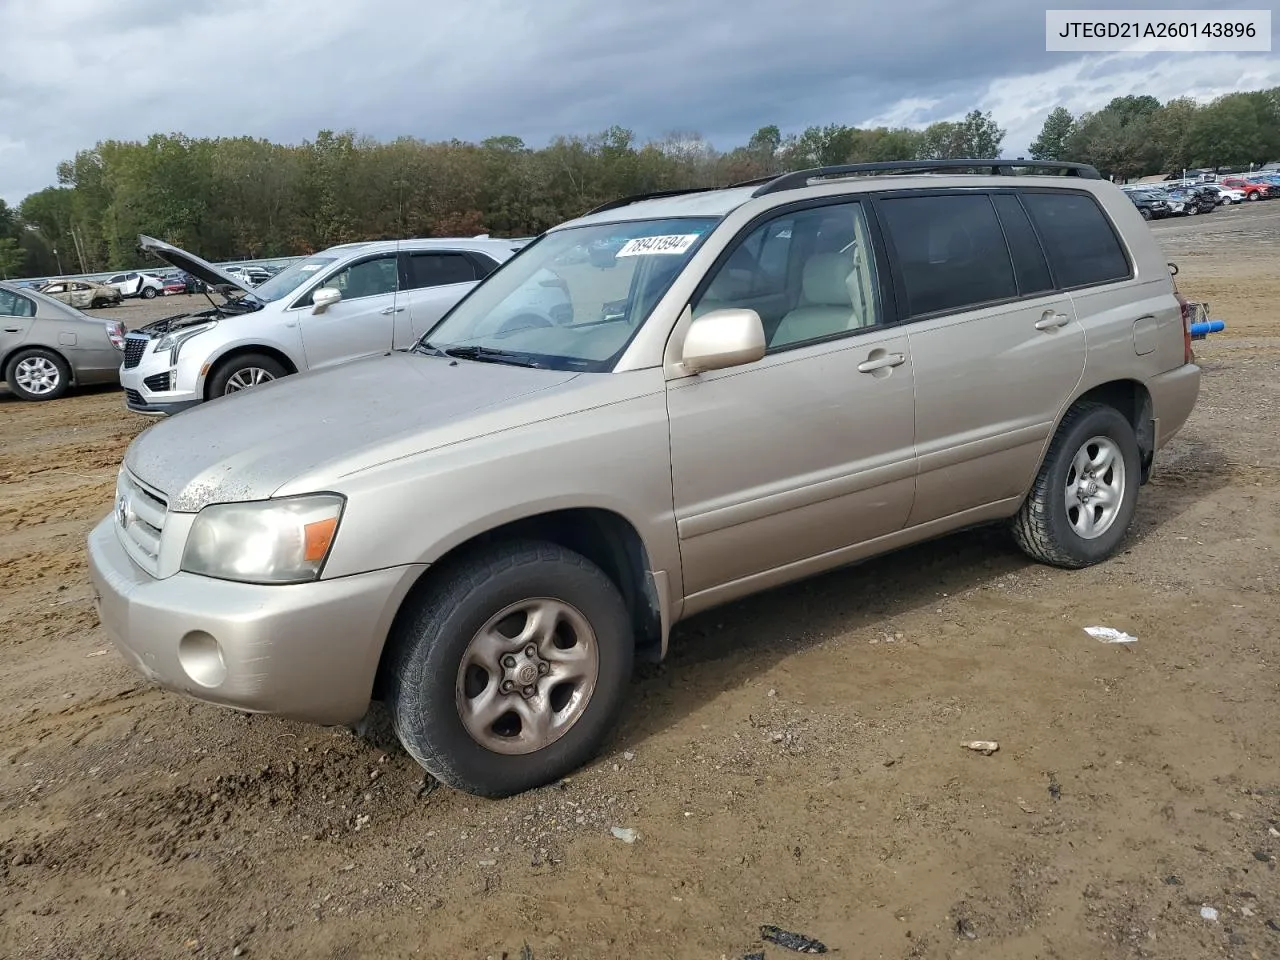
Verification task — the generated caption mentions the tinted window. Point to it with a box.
[0,289,36,318]
[308,254,399,304]
[878,194,1016,317]
[992,195,1053,296]
[694,201,882,349]
[406,252,476,290]
[1021,192,1130,288]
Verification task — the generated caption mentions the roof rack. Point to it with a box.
[751,159,1103,197]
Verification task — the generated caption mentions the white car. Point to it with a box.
[223,265,272,287]
[104,271,165,299]
[119,234,572,415]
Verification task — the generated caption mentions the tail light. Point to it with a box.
[105,320,127,352]
[1177,295,1194,364]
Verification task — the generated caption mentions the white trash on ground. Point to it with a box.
[1199,906,1219,922]
[1084,626,1138,644]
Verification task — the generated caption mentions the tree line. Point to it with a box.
[1,87,1276,279]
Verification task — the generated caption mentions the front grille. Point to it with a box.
[124,389,144,407]
[115,470,169,577]
[123,334,149,369]
[143,372,170,392]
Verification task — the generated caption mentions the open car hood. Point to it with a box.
[137,234,250,302]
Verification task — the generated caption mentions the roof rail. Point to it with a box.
[582,175,782,217]
[583,187,718,217]
[751,159,1103,197]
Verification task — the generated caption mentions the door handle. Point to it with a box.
[857,352,905,373]
[1035,311,1070,330]
[381,306,406,315]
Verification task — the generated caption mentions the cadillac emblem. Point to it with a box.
[116,492,131,528]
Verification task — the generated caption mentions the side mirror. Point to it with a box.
[681,308,766,374]
[312,286,342,314]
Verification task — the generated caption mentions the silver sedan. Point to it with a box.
[1,280,126,401]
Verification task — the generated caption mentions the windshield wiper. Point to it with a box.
[415,342,541,368]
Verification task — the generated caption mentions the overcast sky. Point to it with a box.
[2,0,1277,205]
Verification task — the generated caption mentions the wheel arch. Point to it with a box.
[372,506,665,700]
[201,343,300,400]
[1036,379,1154,490]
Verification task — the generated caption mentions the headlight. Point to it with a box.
[155,321,217,361]
[181,494,345,584]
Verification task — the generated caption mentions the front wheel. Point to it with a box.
[385,540,634,797]
[1012,402,1141,569]
[206,353,288,398]
[1139,207,1152,221]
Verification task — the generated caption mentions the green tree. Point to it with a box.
[0,237,24,279]
[1188,94,1267,169]
[1029,107,1075,160]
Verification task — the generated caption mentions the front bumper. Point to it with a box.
[87,516,425,725]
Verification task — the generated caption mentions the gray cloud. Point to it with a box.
[2,0,1277,205]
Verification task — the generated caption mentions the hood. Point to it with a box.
[124,352,581,512]
[137,234,250,303]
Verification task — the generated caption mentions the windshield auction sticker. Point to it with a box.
[1046,9,1270,51]
[616,235,701,257]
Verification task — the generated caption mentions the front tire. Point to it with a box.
[5,347,71,401]
[385,540,634,797]
[206,353,288,398]
[1012,402,1141,569]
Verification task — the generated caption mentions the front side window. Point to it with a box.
[420,217,717,371]
[693,201,883,350]
[1021,192,1130,289]
[308,255,399,305]
[0,289,35,318]
[878,193,1017,318]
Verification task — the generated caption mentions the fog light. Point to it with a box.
[178,630,227,687]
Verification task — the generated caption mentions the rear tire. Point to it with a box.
[141,286,157,299]
[5,347,71,402]
[206,353,288,398]
[1012,403,1140,569]
[385,540,634,797]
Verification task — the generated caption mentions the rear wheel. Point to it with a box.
[5,347,71,402]
[141,286,158,299]
[1012,403,1140,569]
[206,353,288,398]
[385,540,633,797]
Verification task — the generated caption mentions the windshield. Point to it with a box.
[418,217,718,371]
[246,256,337,303]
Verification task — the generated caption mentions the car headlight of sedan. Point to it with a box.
[155,321,217,362]
[181,494,345,584]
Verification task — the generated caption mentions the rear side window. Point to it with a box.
[991,194,1053,296]
[0,289,35,318]
[877,194,1017,318]
[1021,192,1130,289]
[406,252,477,290]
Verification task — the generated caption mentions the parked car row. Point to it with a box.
[83,160,1207,799]
[1122,183,1219,219]
[0,281,126,400]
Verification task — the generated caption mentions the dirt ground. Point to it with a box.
[2,203,1279,960]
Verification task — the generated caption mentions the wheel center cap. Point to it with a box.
[517,664,538,685]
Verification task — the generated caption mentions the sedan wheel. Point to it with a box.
[5,348,71,402]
